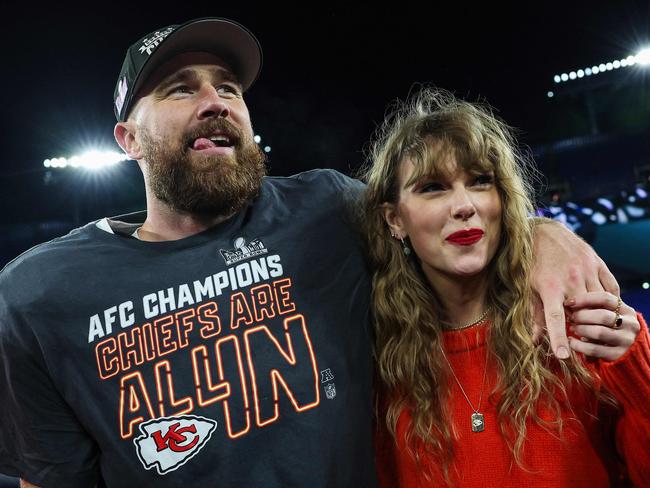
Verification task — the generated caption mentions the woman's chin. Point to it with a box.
[450,262,489,277]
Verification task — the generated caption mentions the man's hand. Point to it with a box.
[531,218,619,359]
[566,292,640,361]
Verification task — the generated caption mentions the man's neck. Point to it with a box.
[139,197,233,242]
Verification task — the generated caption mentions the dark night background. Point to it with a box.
[2,1,650,293]
[0,1,649,485]
[1,3,649,281]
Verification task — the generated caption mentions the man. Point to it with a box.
[0,17,617,487]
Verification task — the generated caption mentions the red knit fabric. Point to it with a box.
[376,314,650,487]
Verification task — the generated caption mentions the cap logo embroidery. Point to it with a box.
[114,76,128,114]
[138,27,175,56]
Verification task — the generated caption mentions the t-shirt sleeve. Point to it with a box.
[374,417,400,488]
[0,269,100,488]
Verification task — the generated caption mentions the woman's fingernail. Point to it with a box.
[564,298,576,307]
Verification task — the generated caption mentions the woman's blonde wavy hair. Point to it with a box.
[360,87,599,474]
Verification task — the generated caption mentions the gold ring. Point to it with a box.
[611,296,623,329]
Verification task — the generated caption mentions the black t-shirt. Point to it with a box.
[0,169,376,487]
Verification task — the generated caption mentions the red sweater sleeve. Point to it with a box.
[597,313,650,485]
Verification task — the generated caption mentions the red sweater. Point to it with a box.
[376,314,650,487]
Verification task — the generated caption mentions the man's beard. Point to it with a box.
[140,118,266,217]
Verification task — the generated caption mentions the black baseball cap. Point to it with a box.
[113,17,262,122]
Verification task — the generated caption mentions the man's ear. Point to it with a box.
[114,121,142,161]
[382,202,406,239]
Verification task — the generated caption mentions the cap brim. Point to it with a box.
[133,17,262,100]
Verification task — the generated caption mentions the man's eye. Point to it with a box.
[168,85,191,95]
[217,84,241,96]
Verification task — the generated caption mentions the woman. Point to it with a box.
[362,88,649,486]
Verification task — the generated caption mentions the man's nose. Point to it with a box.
[196,85,230,120]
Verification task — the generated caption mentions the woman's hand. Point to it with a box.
[565,291,640,361]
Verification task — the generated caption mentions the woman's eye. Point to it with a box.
[473,174,494,186]
[419,182,445,193]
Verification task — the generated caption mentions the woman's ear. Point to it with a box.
[382,202,406,239]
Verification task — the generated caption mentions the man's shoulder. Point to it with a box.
[254,169,365,234]
[261,169,365,209]
[265,168,365,192]
[0,222,98,283]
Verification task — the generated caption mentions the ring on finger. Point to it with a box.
[611,296,623,329]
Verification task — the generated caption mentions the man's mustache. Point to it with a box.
[183,119,244,149]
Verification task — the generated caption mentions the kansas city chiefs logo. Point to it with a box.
[134,415,217,475]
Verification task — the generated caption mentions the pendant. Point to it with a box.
[471,412,485,432]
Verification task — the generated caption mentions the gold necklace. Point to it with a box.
[444,308,491,330]
[440,343,489,433]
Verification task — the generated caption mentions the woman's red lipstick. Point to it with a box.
[446,228,484,246]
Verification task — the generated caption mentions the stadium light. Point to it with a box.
[636,48,650,65]
[552,46,650,85]
[44,150,129,170]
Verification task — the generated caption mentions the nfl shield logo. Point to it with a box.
[324,383,336,400]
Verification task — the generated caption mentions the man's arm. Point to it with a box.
[531,218,619,358]
[20,479,40,488]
